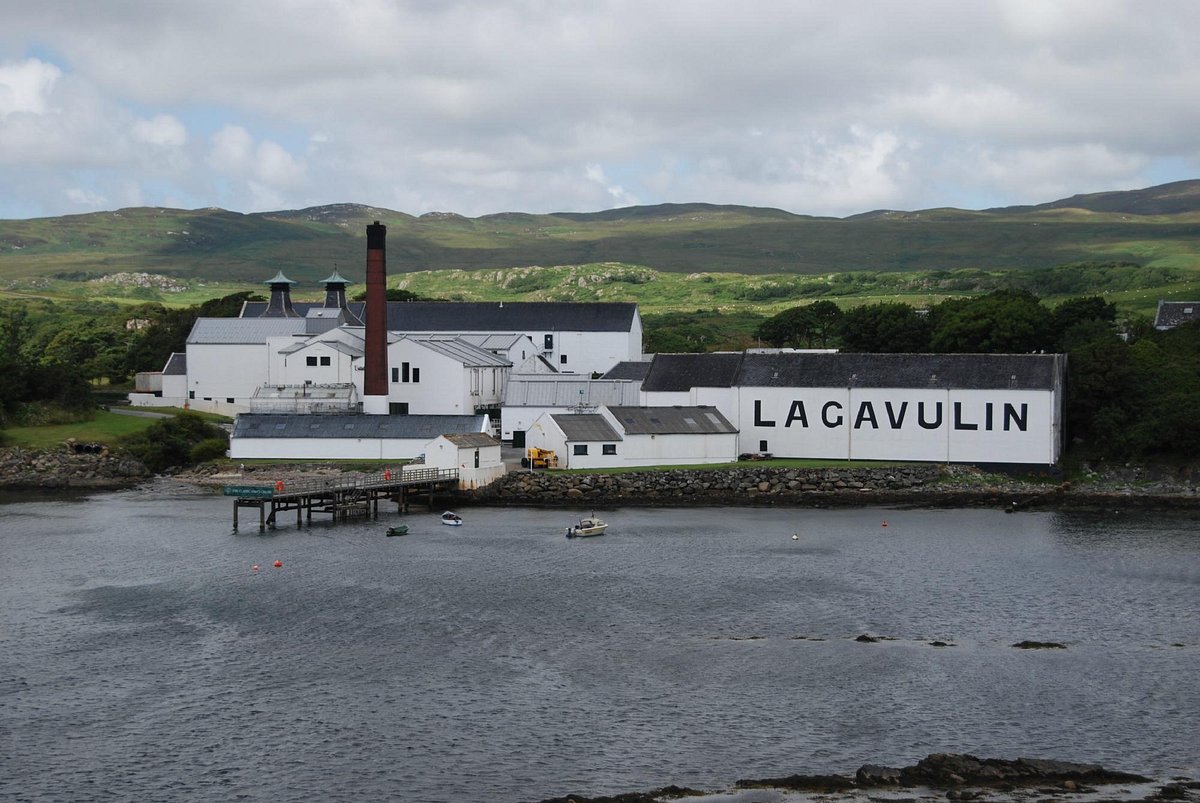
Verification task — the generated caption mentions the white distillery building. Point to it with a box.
[229,413,490,460]
[421,433,505,489]
[525,405,738,469]
[500,374,642,445]
[239,298,643,378]
[639,352,1067,465]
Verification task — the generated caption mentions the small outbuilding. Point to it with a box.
[420,432,505,489]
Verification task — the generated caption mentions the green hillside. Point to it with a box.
[2,181,1199,319]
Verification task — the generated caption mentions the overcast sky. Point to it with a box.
[1,1,1198,221]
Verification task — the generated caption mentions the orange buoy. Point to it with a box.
[273,560,283,568]
[275,480,285,492]
[384,468,392,480]
[882,520,888,527]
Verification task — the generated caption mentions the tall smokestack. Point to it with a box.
[363,221,389,414]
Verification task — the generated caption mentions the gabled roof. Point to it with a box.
[187,318,307,344]
[736,352,1064,390]
[162,352,187,375]
[232,414,487,440]
[1154,301,1199,329]
[607,405,737,435]
[602,361,652,381]
[640,353,745,392]
[401,335,511,367]
[239,301,638,333]
[550,413,622,442]
[504,376,640,407]
[441,432,500,448]
[277,338,363,358]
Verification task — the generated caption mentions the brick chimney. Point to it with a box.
[362,222,389,414]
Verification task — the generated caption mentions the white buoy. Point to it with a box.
[791,533,799,540]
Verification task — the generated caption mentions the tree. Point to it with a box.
[930,290,1053,353]
[840,302,931,352]
[756,306,816,348]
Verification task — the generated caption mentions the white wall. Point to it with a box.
[534,329,640,376]
[276,342,358,386]
[186,342,272,413]
[230,437,430,460]
[737,387,1061,464]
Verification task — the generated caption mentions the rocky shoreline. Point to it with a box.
[3,445,1198,511]
[531,753,1198,803]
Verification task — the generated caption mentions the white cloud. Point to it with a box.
[2,1,1200,218]
[0,58,60,116]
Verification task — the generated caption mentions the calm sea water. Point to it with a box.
[2,484,1198,803]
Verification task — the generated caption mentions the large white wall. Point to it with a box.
[737,387,1061,464]
[186,343,271,414]
[536,329,641,375]
[230,436,430,460]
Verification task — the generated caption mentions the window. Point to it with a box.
[412,367,420,383]
[390,402,409,415]
[544,334,553,350]
[573,444,588,456]
[189,391,195,400]
[560,354,567,365]
[226,398,234,404]
[320,356,331,366]
[602,444,617,455]
[759,440,768,452]
[391,367,399,383]
[306,356,318,366]
[401,362,410,382]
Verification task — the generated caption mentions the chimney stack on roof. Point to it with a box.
[260,270,300,318]
[362,221,389,414]
[320,267,363,325]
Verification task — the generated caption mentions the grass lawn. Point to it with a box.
[3,410,161,449]
[111,405,232,423]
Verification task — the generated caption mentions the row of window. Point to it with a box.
[392,362,420,383]
[306,356,332,366]
[573,444,618,455]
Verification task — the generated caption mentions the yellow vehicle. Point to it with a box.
[522,447,559,469]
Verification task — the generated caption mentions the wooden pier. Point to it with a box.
[224,467,460,531]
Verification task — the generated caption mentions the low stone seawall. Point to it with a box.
[463,463,1200,510]
[0,446,149,490]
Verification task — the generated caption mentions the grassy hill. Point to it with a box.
[2,181,1199,319]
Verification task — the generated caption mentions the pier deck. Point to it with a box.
[224,467,460,531]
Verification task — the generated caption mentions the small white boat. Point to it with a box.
[441,511,463,526]
[566,516,607,538]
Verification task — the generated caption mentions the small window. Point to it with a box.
[320,356,331,366]
[573,444,588,456]
[306,356,318,366]
[544,334,554,350]
[189,391,195,400]
[412,367,420,383]
[274,423,287,430]
[390,402,409,415]
[759,440,768,452]
[226,397,234,404]
[602,444,617,455]
[391,367,399,383]
[560,354,567,365]
[402,362,410,383]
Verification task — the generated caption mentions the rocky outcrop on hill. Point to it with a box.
[0,445,149,489]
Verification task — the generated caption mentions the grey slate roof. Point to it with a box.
[240,301,638,332]
[1153,301,1199,329]
[607,406,737,435]
[550,413,622,442]
[443,432,500,448]
[188,317,307,344]
[232,414,487,439]
[602,361,652,381]
[640,353,746,392]
[736,352,1064,390]
[404,335,511,367]
[503,376,641,407]
[162,352,187,375]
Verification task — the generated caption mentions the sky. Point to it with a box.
[1,0,1198,221]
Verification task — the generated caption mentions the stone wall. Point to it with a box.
[469,465,948,507]
[0,446,150,489]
